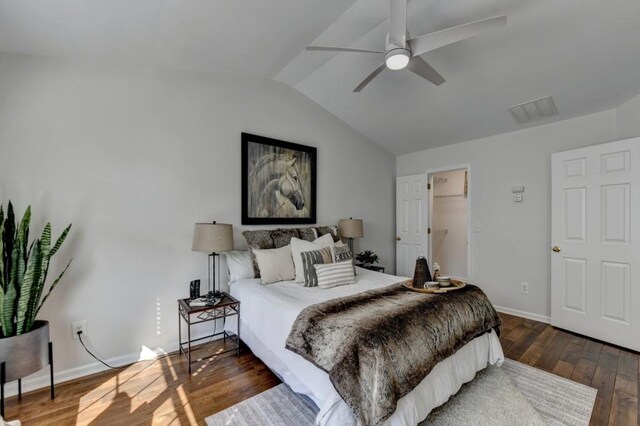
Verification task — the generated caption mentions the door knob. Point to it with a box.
[552,246,561,252]
[396,236,401,241]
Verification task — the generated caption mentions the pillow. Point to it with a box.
[243,230,276,279]
[291,233,335,282]
[271,228,301,248]
[253,245,295,285]
[300,247,333,287]
[226,250,254,283]
[298,227,318,242]
[242,230,275,249]
[317,225,341,242]
[314,261,356,289]
[331,244,356,275]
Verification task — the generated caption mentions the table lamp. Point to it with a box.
[192,222,234,298]
[338,218,364,256]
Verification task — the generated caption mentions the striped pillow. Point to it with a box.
[301,247,333,287]
[314,261,356,289]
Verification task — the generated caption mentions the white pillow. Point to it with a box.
[291,233,335,282]
[253,245,295,285]
[314,261,356,289]
[226,250,254,283]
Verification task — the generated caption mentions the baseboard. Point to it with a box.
[3,333,223,398]
[494,305,551,324]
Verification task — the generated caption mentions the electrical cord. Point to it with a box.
[77,331,121,370]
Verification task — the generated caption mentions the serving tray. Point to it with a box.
[403,279,467,294]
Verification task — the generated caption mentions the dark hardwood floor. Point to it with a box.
[500,313,639,426]
[3,313,639,425]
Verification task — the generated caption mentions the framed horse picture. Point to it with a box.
[241,133,317,225]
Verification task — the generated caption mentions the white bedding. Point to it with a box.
[225,267,504,426]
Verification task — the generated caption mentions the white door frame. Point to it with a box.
[426,164,472,282]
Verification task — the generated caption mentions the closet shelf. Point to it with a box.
[433,194,466,198]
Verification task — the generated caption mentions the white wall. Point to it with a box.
[398,109,621,319]
[0,53,395,389]
[431,170,467,279]
[616,93,640,139]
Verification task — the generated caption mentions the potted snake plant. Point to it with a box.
[0,202,71,383]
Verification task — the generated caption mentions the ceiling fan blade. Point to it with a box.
[407,56,446,86]
[389,0,407,48]
[353,64,386,92]
[408,15,507,57]
[306,46,384,54]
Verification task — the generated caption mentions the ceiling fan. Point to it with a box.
[306,0,506,92]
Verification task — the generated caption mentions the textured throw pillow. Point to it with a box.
[314,261,356,289]
[298,227,318,242]
[226,250,254,283]
[271,228,301,248]
[253,245,295,285]
[300,247,333,287]
[317,225,341,242]
[291,233,335,282]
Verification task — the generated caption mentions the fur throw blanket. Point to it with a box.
[285,283,501,426]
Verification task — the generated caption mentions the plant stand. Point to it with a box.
[0,341,54,417]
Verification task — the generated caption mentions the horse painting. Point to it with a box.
[242,133,316,224]
[250,154,308,218]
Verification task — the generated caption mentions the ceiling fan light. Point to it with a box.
[385,49,410,70]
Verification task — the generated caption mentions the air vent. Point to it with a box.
[509,96,558,124]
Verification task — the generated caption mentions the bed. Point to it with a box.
[225,267,504,426]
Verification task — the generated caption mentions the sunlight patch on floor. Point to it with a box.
[76,350,176,424]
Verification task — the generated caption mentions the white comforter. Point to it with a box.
[226,268,504,426]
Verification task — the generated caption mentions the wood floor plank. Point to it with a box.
[609,389,637,426]
[535,329,572,371]
[519,343,546,366]
[552,360,576,379]
[572,358,598,386]
[615,374,638,398]
[561,342,585,365]
[618,350,639,379]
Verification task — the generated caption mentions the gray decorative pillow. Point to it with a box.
[301,247,333,287]
[332,245,356,275]
[271,228,301,248]
[298,227,318,242]
[317,226,341,242]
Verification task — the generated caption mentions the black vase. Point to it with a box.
[412,256,433,287]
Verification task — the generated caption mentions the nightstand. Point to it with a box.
[178,292,240,374]
[356,263,385,273]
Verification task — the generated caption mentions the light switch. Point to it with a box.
[513,194,523,202]
[511,186,525,193]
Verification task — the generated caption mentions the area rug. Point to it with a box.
[205,358,597,426]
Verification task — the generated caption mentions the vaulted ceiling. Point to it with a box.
[1,0,639,154]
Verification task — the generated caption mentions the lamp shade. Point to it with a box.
[191,223,234,253]
[338,218,364,238]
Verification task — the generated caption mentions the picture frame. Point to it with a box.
[241,133,317,225]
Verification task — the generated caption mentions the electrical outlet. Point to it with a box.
[72,320,87,340]
[513,194,523,202]
[521,282,529,294]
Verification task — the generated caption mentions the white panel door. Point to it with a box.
[551,137,640,351]
[396,174,428,277]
